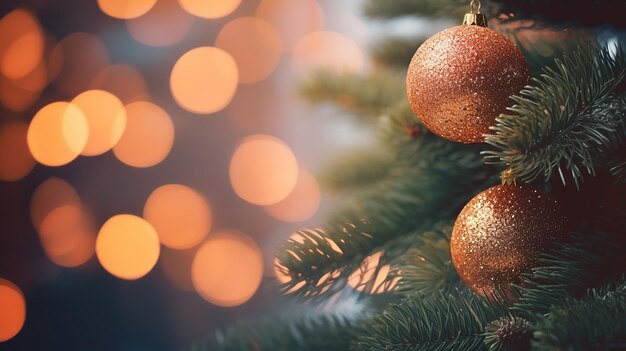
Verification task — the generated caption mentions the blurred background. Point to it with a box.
[0,0,455,349]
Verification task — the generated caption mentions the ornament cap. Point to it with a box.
[463,13,488,27]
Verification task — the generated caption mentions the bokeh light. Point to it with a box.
[160,247,195,291]
[0,9,45,80]
[256,0,324,50]
[170,47,238,114]
[30,177,81,230]
[38,205,96,267]
[0,121,36,181]
[97,0,157,19]
[192,231,263,307]
[71,90,127,156]
[96,214,160,280]
[113,101,174,168]
[178,0,241,19]
[27,101,89,167]
[264,169,321,222]
[292,31,365,73]
[126,0,194,47]
[229,134,298,205]
[90,64,149,103]
[0,54,47,112]
[143,184,211,249]
[0,72,43,112]
[216,17,283,84]
[52,33,110,96]
[0,278,26,342]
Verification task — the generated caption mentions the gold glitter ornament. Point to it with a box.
[406,10,531,143]
[451,185,568,297]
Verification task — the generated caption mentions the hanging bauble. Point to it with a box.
[406,5,531,143]
[451,185,568,297]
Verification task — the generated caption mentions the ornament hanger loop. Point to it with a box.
[470,0,481,14]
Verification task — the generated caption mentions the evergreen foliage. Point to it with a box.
[483,44,626,187]
[188,314,363,351]
[299,71,405,119]
[194,1,626,349]
[276,111,493,298]
[370,37,424,69]
[318,148,392,193]
[356,290,511,351]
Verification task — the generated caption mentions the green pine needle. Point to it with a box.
[188,313,363,351]
[533,281,626,351]
[483,43,626,188]
[356,290,510,351]
[298,70,405,120]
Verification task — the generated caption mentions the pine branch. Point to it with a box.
[319,148,393,193]
[370,37,424,70]
[277,109,494,298]
[483,43,626,188]
[392,223,464,295]
[188,314,363,351]
[533,280,626,351]
[277,108,496,298]
[356,291,511,351]
[298,70,405,120]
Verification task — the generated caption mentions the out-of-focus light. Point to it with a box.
[27,102,89,167]
[256,0,324,50]
[126,0,194,47]
[0,74,42,112]
[30,178,81,230]
[0,278,26,342]
[229,134,298,205]
[170,47,238,114]
[96,214,160,280]
[97,0,157,19]
[71,90,127,156]
[292,31,365,73]
[113,101,174,168]
[0,9,45,80]
[90,64,149,103]
[143,184,211,249]
[264,169,321,222]
[38,205,96,267]
[0,121,35,181]
[178,0,241,19]
[192,231,263,307]
[0,57,47,112]
[160,247,195,291]
[216,17,283,84]
[52,33,110,96]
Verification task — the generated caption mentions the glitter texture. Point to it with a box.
[451,185,568,296]
[406,25,531,143]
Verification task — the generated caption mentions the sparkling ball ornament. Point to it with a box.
[406,19,531,143]
[451,185,568,296]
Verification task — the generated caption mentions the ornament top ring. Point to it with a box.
[406,4,531,143]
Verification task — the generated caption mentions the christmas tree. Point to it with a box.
[192,0,626,350]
